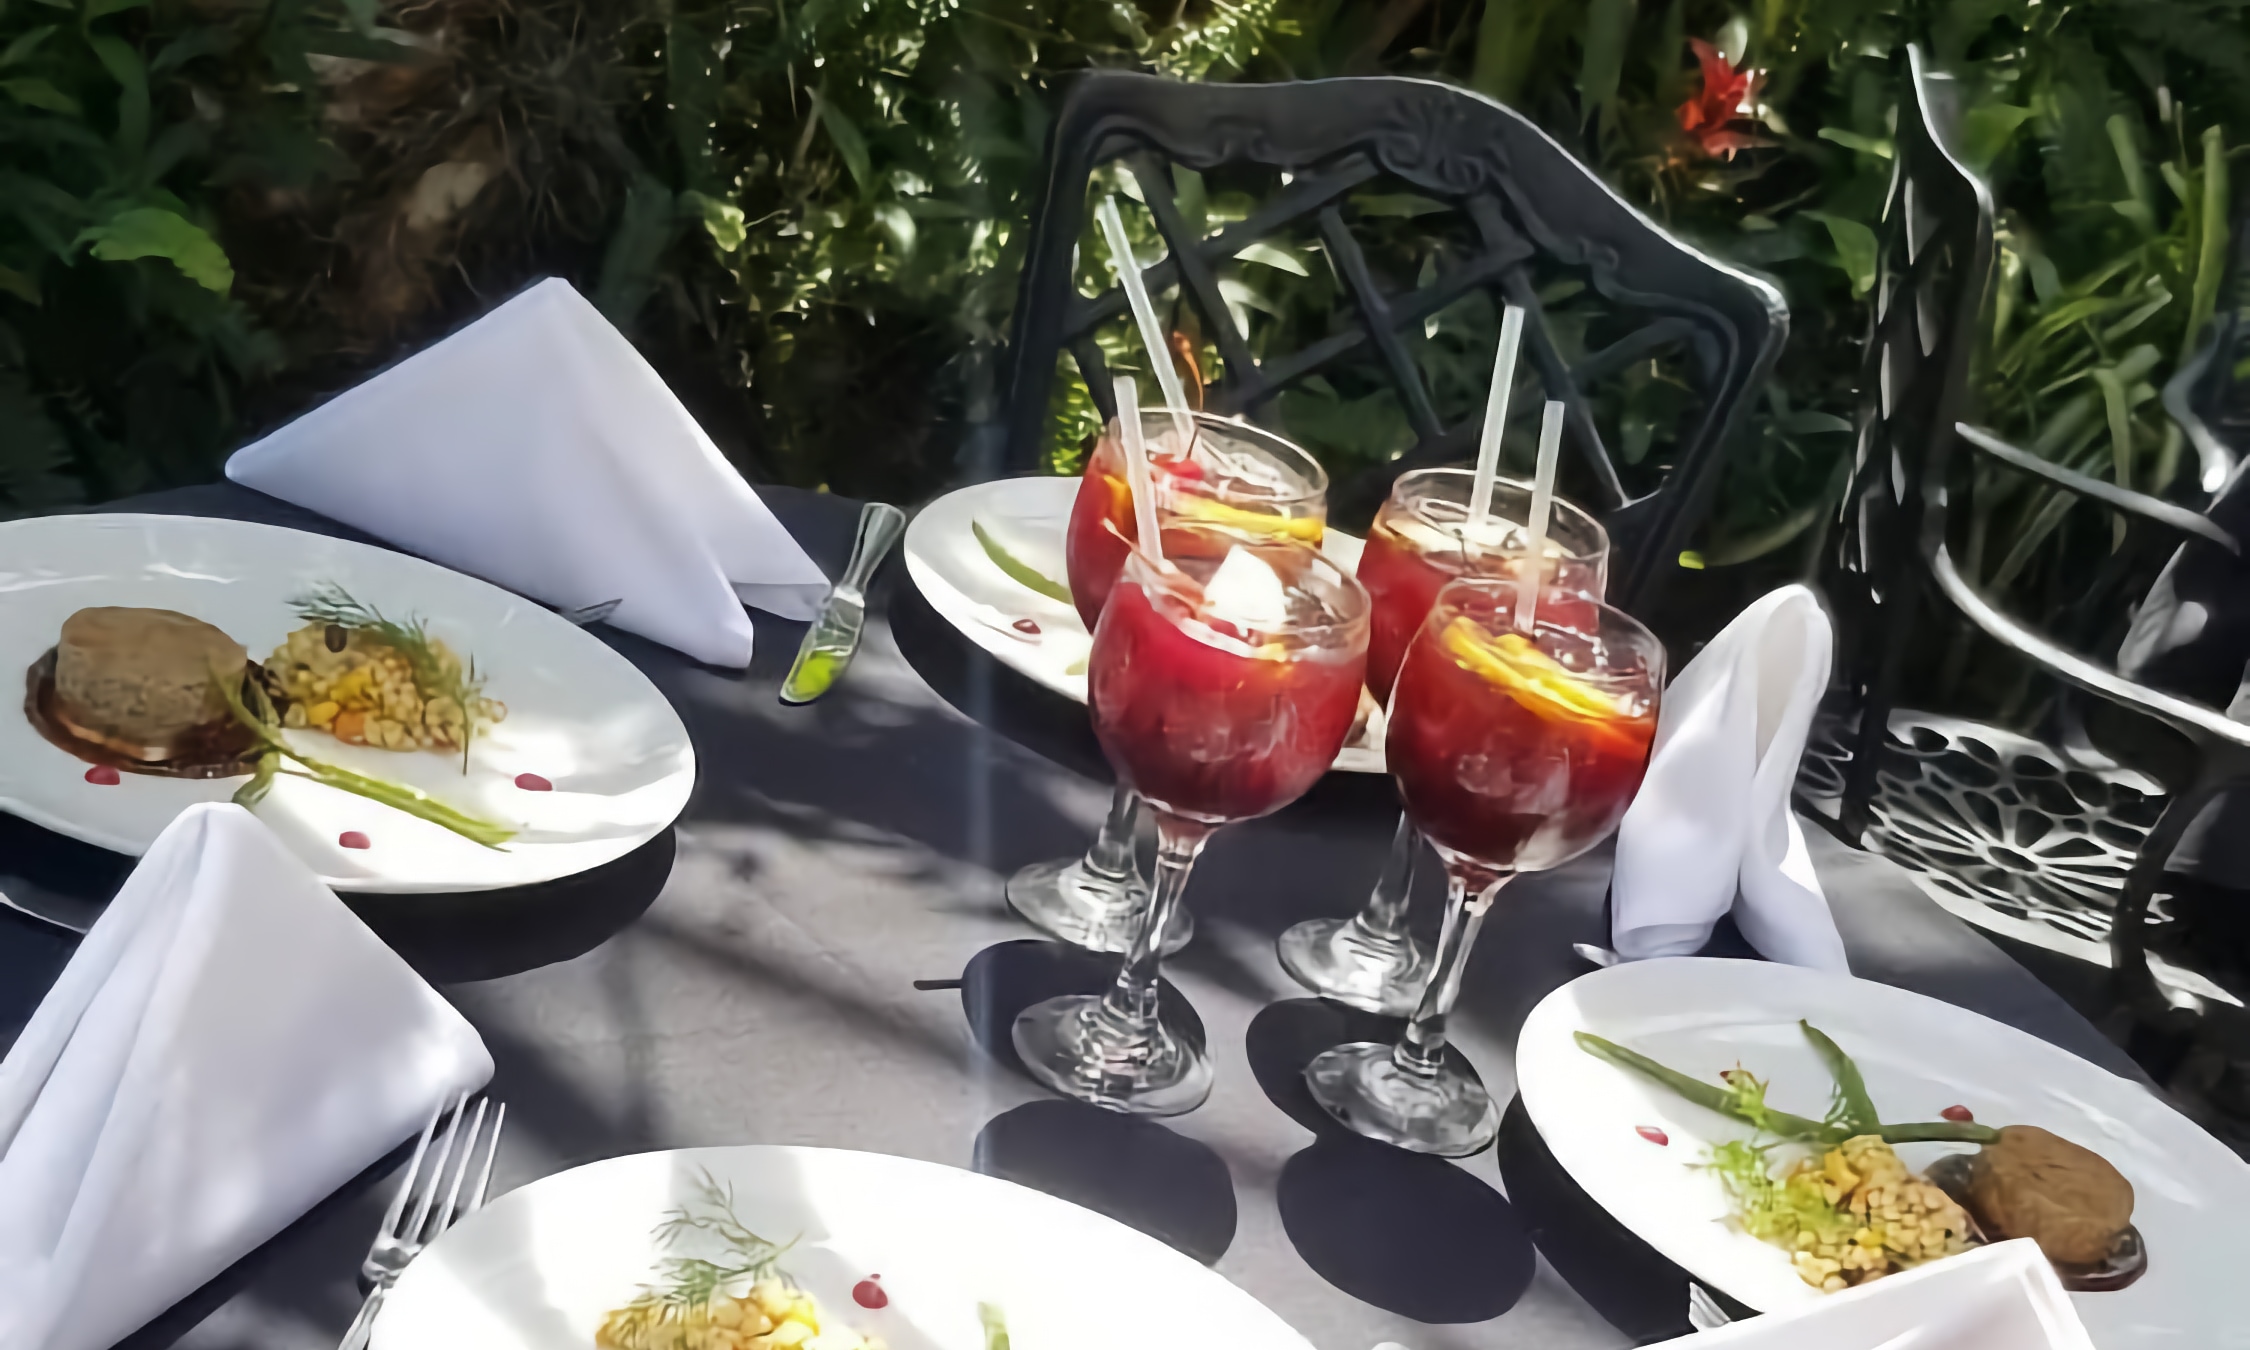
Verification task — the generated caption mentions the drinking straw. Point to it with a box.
[1115,375,1164,562]
[1514,399,1566,633]
[1096,196,1195,445]
[1467,303,1527,538]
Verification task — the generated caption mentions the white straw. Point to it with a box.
[1096,196,1194,444]
[1514,399,1566,633]
[1468,304,1527,540]
[1115,376,1163,562]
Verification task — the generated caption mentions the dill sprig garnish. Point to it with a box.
[621,1170,798,1314]
[291,582,491,773]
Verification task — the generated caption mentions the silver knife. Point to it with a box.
[780,501,908,705]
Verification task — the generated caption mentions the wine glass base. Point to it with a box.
[1011,993,1212,1116]
[1006,857,1190,955]
[1303,1041,1498,1156]
[1276,917,1433,1016]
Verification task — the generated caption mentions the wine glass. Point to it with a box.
[1304,579,1662,1154]
[1013,524,1369,1115]
[1008,410,1328,956]
[1277,467,1609,1015]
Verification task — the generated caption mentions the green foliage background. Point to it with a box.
[1,0,2244,631]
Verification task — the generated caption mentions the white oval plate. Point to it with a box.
[1515,958,2250,1348]
[372,1145,1314,1350]
[0,514,694,892]
[904,476,1383,773]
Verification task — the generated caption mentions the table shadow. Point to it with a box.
[1492,1094,1754,1342]
[1277,1134,1534,1324]
[972,1099,1236,1265]
[949,938,1202,1076]
[0,814,675,985]
[349,828,678,983]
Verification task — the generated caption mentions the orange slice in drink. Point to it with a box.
[1439,618,1636,724]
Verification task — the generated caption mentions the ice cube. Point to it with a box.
[1203,544,1289,628]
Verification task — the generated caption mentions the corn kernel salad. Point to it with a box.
[1712,1134,1975,1291]
[596,1277,882,1350]
[265,584,503,757]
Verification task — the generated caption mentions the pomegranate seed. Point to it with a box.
[1940,1104,1974,1122]
[84,765,121,785]
[514,772,553,791]
[1012,618,1041,635]
[338,831,371,850]
[1636,1125,1670,1146]
[852,1277,888,1309]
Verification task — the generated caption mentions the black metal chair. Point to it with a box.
[995,71,1787,617]
[1811,46,2250,1035]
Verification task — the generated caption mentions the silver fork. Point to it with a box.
[337,1092,506,1350]
[1686,1281,1734,1331]
[559,598,623,627]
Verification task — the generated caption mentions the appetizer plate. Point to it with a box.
[0,514,694,892]
[904,476,1384,773]
[1516,958,2250,1348]
[372,1144,1315,1350]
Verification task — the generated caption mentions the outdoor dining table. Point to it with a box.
[0,482,2147,1350]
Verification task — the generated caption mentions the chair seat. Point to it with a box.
[1800,709,2241,1007]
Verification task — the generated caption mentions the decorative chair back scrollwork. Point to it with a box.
[996,71,1787,618]
[1820,45,1996,846]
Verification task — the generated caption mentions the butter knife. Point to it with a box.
[779,501,908,705]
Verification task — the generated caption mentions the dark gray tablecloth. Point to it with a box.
[0,484,2145,1350]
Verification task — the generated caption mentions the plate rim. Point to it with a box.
[902,475,1385,774]
[1514,955,2245,1332]
[374,1141,1317,1350]
[0,511,697,893]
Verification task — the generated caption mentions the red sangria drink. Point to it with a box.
[1015,526,1369,1115]
[1306,580,1662,1155]
[1358,467,1609,704]
[1017,410,1327,959]
[1276,467,1609,1017]
[1065,411,1327,630]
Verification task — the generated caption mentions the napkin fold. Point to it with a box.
[1611,584,1846,969]
[0,804,491,1350]
[1648,1241,2094,1349]
[225,277,830,667]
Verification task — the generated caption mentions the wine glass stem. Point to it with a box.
[1093,815,1211,1040]
[1083,784,1142,882]
[1352,813,1420,941]
[1395,869,1509,1078]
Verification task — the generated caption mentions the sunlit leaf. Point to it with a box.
[1234,239,1306,275]
[1805,211,1877,298]
[76,206,233,293]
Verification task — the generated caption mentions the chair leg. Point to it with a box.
[2109,771,2230,1035]
[1840,582,1920,844]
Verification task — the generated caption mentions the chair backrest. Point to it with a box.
[1820,46,1996,835]
[995,71,1787,617]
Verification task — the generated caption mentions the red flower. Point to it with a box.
[1677,38,1764,159]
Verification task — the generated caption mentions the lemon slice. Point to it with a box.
[1171,494,1326,543]
[1439,618,1629,721]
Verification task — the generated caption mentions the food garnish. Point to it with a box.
[1576,1024,2145,1292]
[272,583,504,771]
[978,1304,1009,1350]
[84,766,120,785]
[1636,1125,1669,1146]
[212,670,516,849]
[974,521,1073,605]
[597,1171,883,1350]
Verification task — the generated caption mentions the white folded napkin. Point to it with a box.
[1648,1241,2093,1349]
[0,803,492,1350]
[1611,584,1846,969]
[225,277,831,667]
